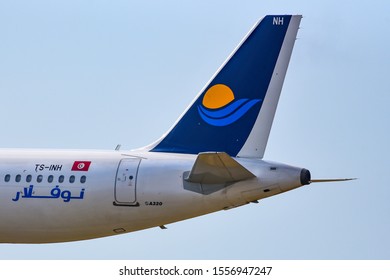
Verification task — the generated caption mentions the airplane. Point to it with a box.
[0,15,353,243]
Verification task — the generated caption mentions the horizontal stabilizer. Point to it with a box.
[185,152,255,184]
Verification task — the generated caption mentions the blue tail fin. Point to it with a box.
[149,15,302,158]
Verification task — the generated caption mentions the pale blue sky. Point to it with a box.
[0,0,389,259]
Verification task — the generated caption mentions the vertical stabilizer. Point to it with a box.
[149,15,302,158]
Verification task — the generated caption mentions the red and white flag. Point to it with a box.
[71,161,91,171]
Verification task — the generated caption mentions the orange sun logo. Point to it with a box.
[198,84,262,126]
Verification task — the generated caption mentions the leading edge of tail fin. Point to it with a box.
[149,15,302,158]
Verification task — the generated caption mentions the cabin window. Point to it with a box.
[4,174,10,182]
[58,175,64,183]
[69,175,75,183]
[26,175,32,182]
[80,175,86,184]
[15,174,21,182]
[48,175,54,183]
[37,175,43,183]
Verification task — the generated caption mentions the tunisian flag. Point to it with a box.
[71,161,91,171]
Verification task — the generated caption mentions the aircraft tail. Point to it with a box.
[149,15,302,158]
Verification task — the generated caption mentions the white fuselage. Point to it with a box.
[0,149,304,243]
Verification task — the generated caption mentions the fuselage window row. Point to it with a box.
[3,174,87,184]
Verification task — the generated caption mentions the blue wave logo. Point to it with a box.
[198,84,261,126]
